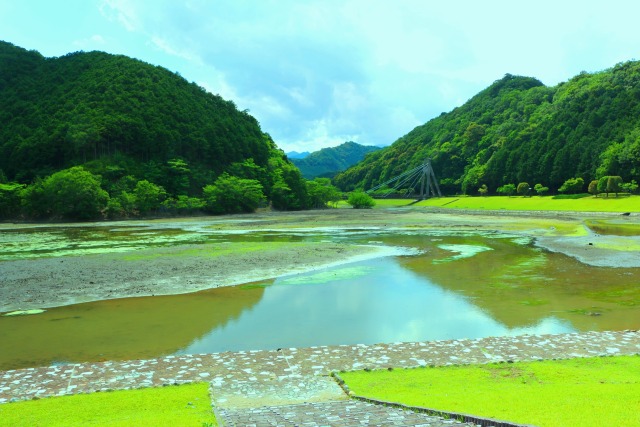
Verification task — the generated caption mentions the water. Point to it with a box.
[1,223,639,370]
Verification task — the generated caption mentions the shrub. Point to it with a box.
[203,173,265,214]
[497,183,516,196]
[22,166,109,220]
[558,177,584,194]
[534,183,549,196]
[347,191,376,209]
[588,180,599,197]
[517,182,530,197]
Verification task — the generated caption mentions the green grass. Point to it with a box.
[415,195,640,212]
[0,383,216,427]
[341,355,640,427]
[338,195,640,212]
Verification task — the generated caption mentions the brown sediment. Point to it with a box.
[1,207,638,312]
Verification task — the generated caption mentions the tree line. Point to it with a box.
[0,41,341,219]
[0,163,348,220]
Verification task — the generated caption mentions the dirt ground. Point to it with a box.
[1,207,639,313]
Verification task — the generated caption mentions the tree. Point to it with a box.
[306,178,342,208]
[621,180,638,194]
[134,180,166,214]
[517,182,530,197]
[497,183,516,196]
[588,180,599,197]
[534,183,549,196]
[163,158,191,195]
[347,191,375,209]
[607,176,623,197]
[478,184,488,197]
[203,173,265,214]
[0,182,25,218]
[22,167,109,220]
[558,177,584,194]
[162,195,206,214]
[597,176,610,197]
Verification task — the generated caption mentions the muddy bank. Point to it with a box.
[0,241,410,313]
[1,207,638,312]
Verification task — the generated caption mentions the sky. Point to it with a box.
[2,1,640,153]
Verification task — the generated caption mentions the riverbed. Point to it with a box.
[1,207,639,370]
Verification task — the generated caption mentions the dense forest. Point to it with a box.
[291,141,380,179]
[334,63,640,195]
[0,41,339,220]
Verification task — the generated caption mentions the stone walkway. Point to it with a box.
[1,330,639,426]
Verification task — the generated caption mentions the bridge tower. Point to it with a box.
[419,159,442,199]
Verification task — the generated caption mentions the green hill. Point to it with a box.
[0,41,309,218]
[291,141,380,179]
[334,64,640,195]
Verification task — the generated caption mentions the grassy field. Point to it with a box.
[0,383,216,427]
[416,194,640,212]
[337,194,640,211]
[341,355,640,427]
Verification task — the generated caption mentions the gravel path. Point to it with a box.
[1,330,638,426]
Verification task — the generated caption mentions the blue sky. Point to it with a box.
[2,1,640,152]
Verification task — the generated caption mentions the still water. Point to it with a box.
[1,227,639,370]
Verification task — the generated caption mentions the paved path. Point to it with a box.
[1,330,639,426]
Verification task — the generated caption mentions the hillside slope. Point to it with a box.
[0,41,307,211]
[335,64,640,194]
[291,141,380,179]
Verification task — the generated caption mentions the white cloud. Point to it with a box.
[99,0,141,32]
[150,36,201,64]
[87,0,640,152]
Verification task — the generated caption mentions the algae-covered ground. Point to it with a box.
[1,206,639,312]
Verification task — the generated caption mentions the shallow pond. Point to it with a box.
[1,223,639,370]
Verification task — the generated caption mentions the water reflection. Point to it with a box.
[178,257,575,356]
[2,229,639,371]
[0,286,264,370]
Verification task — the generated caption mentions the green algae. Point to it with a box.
[586,287,640,306]
[585,219,640,236]
[276,265,375,286]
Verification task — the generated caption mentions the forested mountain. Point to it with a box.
[291,141,381,179]
[0,41,310,218]
[334,63,640,194]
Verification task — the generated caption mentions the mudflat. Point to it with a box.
[1,207,638,312]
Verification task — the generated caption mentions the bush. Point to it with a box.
[347,191,376,209]
[22,166,109,220]
[558,177,584,194]
[497,183,516,196]
[517,182,530,196]
[203,173,265,214]
[534,183,549,196]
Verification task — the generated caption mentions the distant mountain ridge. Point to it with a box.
[291,141,381,179]
[286,151,311,159]
[335,64,640,194]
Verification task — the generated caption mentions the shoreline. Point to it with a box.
[0,241,412,313]
[2,207,639,312]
